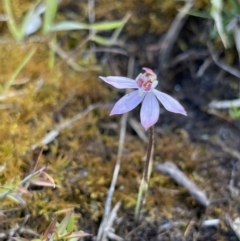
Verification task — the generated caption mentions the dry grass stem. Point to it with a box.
[225,214,240,240]
[128,118,148,143]
[209,98,240,109]
[0,165,47,199]
[208,43,240,78]
[215,137,240,161]
[98,56,135,240]
[97,113,128,241]
[32,103,102,150]
[155,162,209,207]
[159,0,196,67]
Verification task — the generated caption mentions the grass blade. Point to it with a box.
[43,0,58,33]
[50,19,126,32]
[3,0,22,40]
[3,49,36,93]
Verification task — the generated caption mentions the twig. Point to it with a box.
[49,40,100,72]
[0,165,47,199]
[196,57,213,77]
[0,90,25,101]
[107,232,124,241]
[159,0,196,67]
[184,219,196,238]
[233,25,240,61]
[104,202,122,241]
[208,43,240,79]
[13,214,31,239]
[82,47,128,56]
[128,117,148,143]
[31,103,102,150]
[207,108,232,123]
[0,78,43,102]
[225,214,240,240]
[97,114,128,241]
[49,41,84,71]
[209,98,240,109]
[97,56,135,241]
[155,162,209,207]
[229,161,239,196]
[215,137,240,161]
[202,219,220,227]
[62,34,93,62]
[126,222,146,238]
[169,50,208,68]
[106,202,121,232]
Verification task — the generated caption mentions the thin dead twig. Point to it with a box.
[225,214,240,240]
[125,222,146,238]
[0,78,43,102]
[0,90,25,101]
[107,232,124,241]
[215,137,240,161]
[49,39,100,72]
[105,202,122,241]
[97,113,128,241]
[229,161,240,196]
[196,57,213,78]
[159,0,196,67]
[128,117,148,143]
[97,201,121,241]
[209,98,240,109]
[32,103,102,150]
[184,219,196,239]
[97,56,135,241]
[207,108,233,123]
[208,43,240,79]
[202,219,220,227]
[82,47,128,57]
[9,214,31,239]
[233,25,240,61]
[49,41,84,71]
[0,165,47,199]
[169,50,209,68]
[155,162,209,207]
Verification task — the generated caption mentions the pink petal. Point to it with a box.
[99,76,138,89]
[110,90,145,115]
[152,89,187,116]
[140,92,160,130]
[142,67,156,78]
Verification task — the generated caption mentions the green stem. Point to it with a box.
[135,126,154,220]
[143,126,154,182]
[3,48,36,93]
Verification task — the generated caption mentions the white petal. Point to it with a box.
[140,92,160,130]
[24,16,42,36]
[152,89,187,116]
[110,90,145,115]
[151,80,158,89]
[99,76,138,89]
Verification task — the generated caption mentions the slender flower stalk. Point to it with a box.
[135,126,154,220]
[143,126,154,182]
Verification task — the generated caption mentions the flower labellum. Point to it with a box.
[99,68,187,130]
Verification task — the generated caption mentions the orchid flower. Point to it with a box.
[99,68,187,130]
